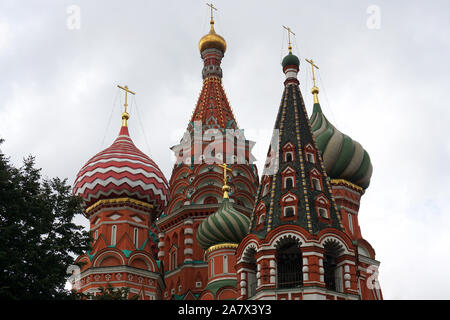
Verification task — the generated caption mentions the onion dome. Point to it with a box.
[198,18,227,53]
[282,52,300,68]
[310,103,373,189]
[73,106,169,216]
[196,185,250,250]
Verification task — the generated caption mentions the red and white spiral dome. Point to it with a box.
[73,124,169,216]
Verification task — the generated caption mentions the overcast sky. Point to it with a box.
[1,0,449,299]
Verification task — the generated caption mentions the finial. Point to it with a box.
[283,25,295,54]
[305,59,320,104]
[206,3,217,31]
[117,84,135,126]
[218,163,232,198]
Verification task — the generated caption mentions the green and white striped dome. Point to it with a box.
[196,198,250,250]
[310,103,373,189]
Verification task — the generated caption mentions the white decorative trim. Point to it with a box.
[128,252,156,271]
[359,256,380,266]
[256,255,275,263]
[91,220,148,231]
[131,215,144,223]
[318,234,352,255]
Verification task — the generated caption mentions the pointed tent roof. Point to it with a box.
[248,53,343,237]
[188,77,239,132]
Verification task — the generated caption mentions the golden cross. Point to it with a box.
[218,163,232,186]
[117,84,135,114]
[305,58,319,87]
[305,58,320,103]
[218,163,232,199]
[206,3,217,23]
[282,25,296,53]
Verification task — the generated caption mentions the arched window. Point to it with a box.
[305,143,317,164]
[171,250,177,270]
[310,168,323,191]
[282,166,296,190]
[204,196,218,204]
[277,242,302,289]
[315,195,331,220]
[348,213,353,234]
[284,206,295,217]
[280,192,298,221]
[318,207,329,219]
[111,225,117,246]
[255,201,266,231]
[285,177,294,189]
[258,213,266,225]
[324,253,337,291]
[285,152,293,162]
[223,255,228,273]
[323,241,344,292]
[263,183,270,197]
[133,228,139,248]
[242,247,257,298]
[282,142,295,163]
[312,178,322,191]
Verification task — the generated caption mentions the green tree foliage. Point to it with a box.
[0,139,91,299]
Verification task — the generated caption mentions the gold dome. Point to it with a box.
[198,22,227,53]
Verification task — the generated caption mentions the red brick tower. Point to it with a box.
[235,35,382,300]
[196,164,251,300]
[72,86,169,299]
[308,60,382,299]
[155,8,258,300]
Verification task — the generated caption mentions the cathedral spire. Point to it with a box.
[248,42,343,236]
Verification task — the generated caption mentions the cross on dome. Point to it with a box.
[117,84,135,127]
[305,58,320,103]
[218,163,232,198]
[206,3,217,24]
[283,25,296,53]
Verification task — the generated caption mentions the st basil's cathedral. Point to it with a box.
[71,7,382,300]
